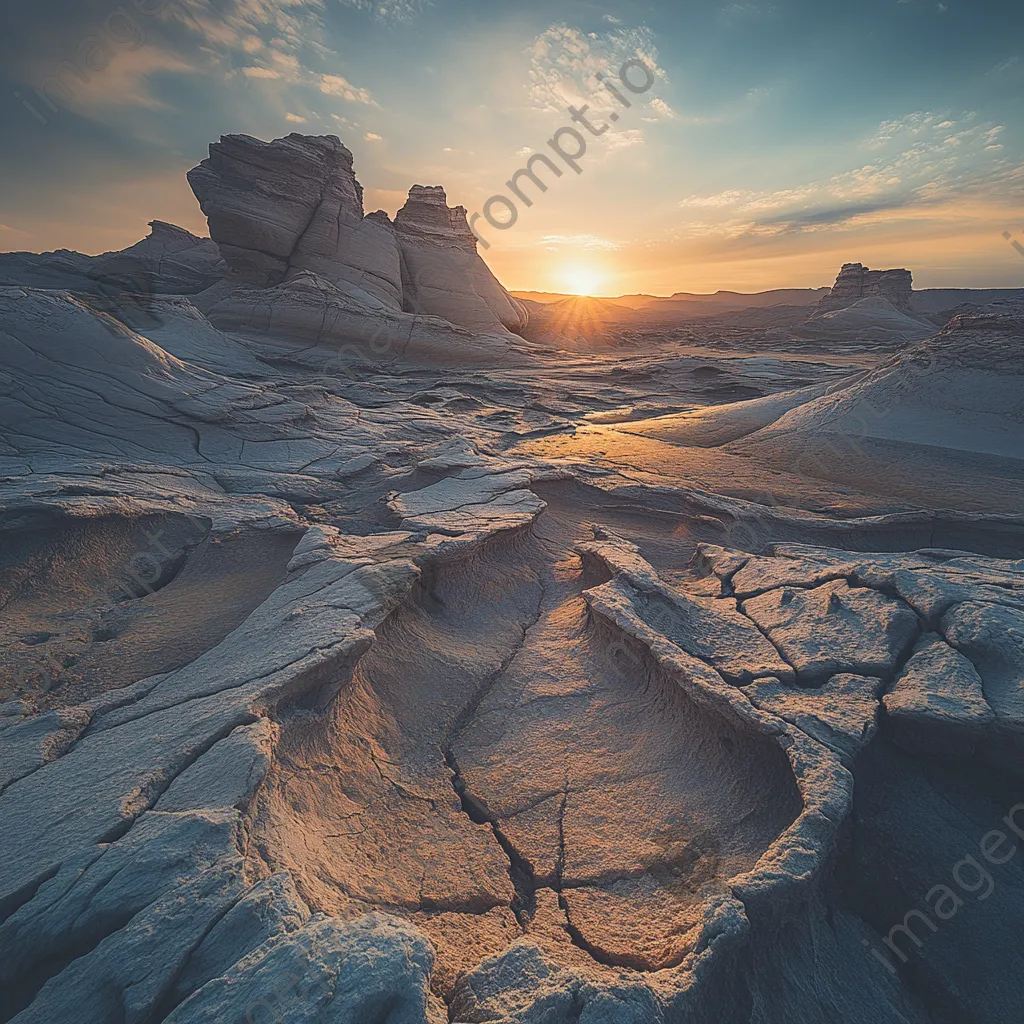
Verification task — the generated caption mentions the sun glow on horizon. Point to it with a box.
[560,264,606,296]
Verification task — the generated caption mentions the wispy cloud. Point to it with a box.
[606,128,645,151]
[174,0,329,57]
[987,55,1020,77]
[337,0,431,22]
[320,74,378,105]
[719,3,778,25]
[525,22,668,156]
[240,65,280,78]
[527,22,666,114]
[541,233,622,250]
[677,110,1021,241]
[642,97,676,122]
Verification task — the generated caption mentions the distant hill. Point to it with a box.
[652,288,832,311]
[912,288,1024,313]
[511,288,831,310]
[511,290,637,306]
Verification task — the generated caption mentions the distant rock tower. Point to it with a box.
[819,263,913,311]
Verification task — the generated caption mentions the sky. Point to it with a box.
[1,0,1023,295]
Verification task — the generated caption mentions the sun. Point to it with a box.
[560,264,605,296]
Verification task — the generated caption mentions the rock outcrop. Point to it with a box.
[187,133,403,309]
[188,133,528,335]
[796,295,934,344]
[735,313,1024,462]
[818,262,913,312]
[0,221,225,298]
[395,185,529,334]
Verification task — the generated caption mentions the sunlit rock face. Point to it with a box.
[187,133,404,309]
[187,134,528,335]
[395,184,530,335]
[818,262,914,312]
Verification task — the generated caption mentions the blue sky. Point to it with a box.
[1,0,1022,293]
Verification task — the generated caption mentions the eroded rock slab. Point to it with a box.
[745,674,881,766]
[742,580,920,684]
[941,601,1024,729]
[883,634,994,754]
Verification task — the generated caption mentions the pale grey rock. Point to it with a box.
[734,315,1024,465]
[137,296,272,377]
[893,568,1024,627]
[0,705,91,792]
[941,600,1024,728]
[399,488,544,535]
[334,452,378,477]
[686,543,750,597]
[389,469,544,535]
[449,939,660,1023]
[12,861,244,1024]
[0,248,93,291]
[0,537,417,914]
[155,717,276,812]
[580,560,856,914]
[616,383,830,448]
[730,552,856,599]
[88,552,417,730]
[395,185,529,334]
[630,586,795,685]
[189,133,404,308]
[102,220,226,295]
[745,674,881,766]
[0,808,241,1019]
[171,872,310,1004]
[0,221,224,297]
[0,695,258,914]
[818,263,914,312]
[741,580,920,684]
[195,273,519,372]
[0,287,389,479]
[165,913,445,1024]
[188,134,530,339]
[416,436,486,470]
[884,634,994,754]
[0,699,30,726]
[797,296,934,344]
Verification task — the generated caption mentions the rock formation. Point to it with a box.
[394,185,529,334]
[187,133,403,308]
[0,220,224,297]
[738,314,1024,461]
[188,133,528,335]
[818,262,913,312]
[796,294,934,344]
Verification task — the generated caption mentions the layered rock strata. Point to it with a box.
[188,133,528,335]
[818,262,914,312]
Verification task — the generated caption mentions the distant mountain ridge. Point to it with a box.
[513,281,1024,318]
[512,288,831,309]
